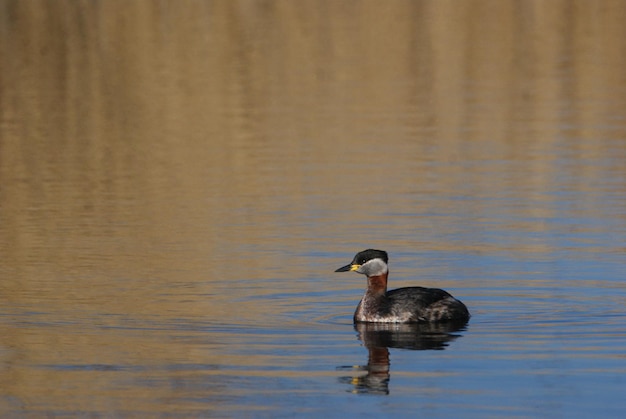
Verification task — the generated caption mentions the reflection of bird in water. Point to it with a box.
[338,345,391,395]
[335,249,470,323]
[356,321,467,351]
[339,322,468,395]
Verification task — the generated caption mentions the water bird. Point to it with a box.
[335,249,470,324]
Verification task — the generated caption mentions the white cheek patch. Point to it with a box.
[360,258,388,276]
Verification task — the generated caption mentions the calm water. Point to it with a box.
[1,1,625,417]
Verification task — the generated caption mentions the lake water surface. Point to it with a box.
[1,1,625,417]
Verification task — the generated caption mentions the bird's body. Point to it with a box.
[336,249,470,324]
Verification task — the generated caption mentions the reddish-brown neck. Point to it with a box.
[366,272,388,296]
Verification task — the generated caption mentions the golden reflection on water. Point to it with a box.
[1,0,625,416]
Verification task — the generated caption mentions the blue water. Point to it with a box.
[2,1,626,417]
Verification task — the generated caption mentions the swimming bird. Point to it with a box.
[335,249,470,324]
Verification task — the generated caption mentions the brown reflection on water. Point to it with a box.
[1,0,625,415]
